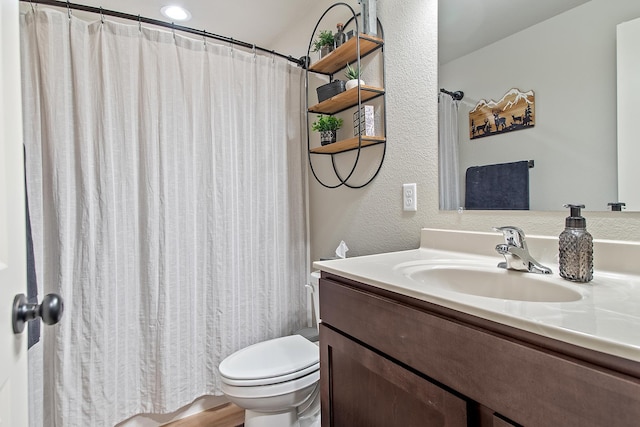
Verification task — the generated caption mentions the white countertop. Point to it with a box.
[314,228,640,363]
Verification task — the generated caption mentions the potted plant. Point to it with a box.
[313,30,335,59]
[312,115,344,145]
[345,62,365,90]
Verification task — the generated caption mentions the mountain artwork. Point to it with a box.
[469,88,535,140]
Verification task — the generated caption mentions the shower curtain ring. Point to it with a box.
[137,14,142,32]
[171,22,176,42]
[252,44,256,60]
[100,6,104,24]
[203,29,207,48]
[230,38,234,56]
[66,0,71,19]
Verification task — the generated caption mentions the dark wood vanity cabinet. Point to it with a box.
[319,273,640,427]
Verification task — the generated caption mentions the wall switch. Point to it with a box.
[403,183,417,211]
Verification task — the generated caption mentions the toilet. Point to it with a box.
[218,272,322,427]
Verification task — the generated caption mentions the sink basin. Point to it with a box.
[400,263,582,302]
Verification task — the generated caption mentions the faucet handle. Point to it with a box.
[493,226,525,248]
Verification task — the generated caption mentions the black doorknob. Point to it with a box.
[12,293,64,334]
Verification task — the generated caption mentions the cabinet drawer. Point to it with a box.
[320,275,640,427]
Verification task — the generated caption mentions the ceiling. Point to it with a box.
[29,0,590,63]
[39,0,325,49]
[439,0,591,64]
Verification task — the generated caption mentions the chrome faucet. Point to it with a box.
[493,226,552,274]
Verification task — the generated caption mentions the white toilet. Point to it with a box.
[218,272,322,427]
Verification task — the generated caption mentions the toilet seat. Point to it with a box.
[219,335,320,387]
[221,370,320,400]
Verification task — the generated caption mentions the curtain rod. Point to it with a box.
[440,88,464,101]
[22,0,307,67]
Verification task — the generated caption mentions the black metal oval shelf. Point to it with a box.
[305,2,387,189]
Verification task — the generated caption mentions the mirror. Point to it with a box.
[438,0,640,212]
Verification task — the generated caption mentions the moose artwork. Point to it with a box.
[469,88,535,140]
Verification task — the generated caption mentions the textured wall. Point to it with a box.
[303,0,440,261]
[275,0,640,263]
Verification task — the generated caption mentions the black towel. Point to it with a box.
[465,160,530,210]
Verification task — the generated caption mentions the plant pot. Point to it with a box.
[346,79,365,91]
[320,45,334,59]
[320,130,337,146]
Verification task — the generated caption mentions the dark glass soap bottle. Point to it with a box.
[559,204,593,282]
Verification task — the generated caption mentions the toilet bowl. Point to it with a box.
[218,272,322,427]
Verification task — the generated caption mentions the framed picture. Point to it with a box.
[469,88,535,140]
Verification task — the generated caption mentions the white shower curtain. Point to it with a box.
[438,92,461,210]
[21,8,307,426]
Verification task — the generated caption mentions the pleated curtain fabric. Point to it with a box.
[21,8,307,426]
[438,92,461,210]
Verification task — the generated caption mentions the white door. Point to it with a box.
[0,0,29,425]
[617,17,640,211]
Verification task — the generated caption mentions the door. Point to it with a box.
[320,324,467,427]
[617,16,640,210]
[0,0,29,425]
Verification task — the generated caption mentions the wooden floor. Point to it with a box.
[163,403,244,427]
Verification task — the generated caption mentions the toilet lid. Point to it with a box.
[219,335,319,384]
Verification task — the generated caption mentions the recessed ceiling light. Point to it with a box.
[160,5,192,21]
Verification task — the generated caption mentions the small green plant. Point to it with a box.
[311,115,343,132]
[345,63,361,80]
[313,30,334,52]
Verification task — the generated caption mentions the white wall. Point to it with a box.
[276,0,640,264]
[440,0,640,212]
[276,0,438,261]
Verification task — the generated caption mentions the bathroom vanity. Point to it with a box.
[314,229,640,426]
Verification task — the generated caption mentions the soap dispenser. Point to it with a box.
[559,204,593,282]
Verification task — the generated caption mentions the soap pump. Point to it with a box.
[559,204,593,282]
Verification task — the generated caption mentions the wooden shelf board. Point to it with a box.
[308,34,384,75]
[310,136,386,154]
[309,86,385,114]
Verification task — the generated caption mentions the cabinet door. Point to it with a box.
[473,404,520,427]
[320,324,467,427]
[492,416,518,427]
